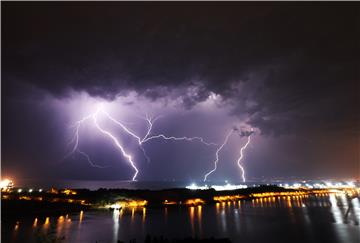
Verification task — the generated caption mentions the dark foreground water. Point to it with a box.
[4,194,360,243]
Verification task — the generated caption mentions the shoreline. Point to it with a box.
[2,185,359,219]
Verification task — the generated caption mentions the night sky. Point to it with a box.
[2,3,359,184]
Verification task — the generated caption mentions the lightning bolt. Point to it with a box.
[140,114,162,143]
[142,134,217,146]
[104,111,216,146]
[102,110,143,144]
[65,116,90,157]
[140,115,217,146]
[203,129,234,182]
[101,110,152,163]
[138,114,162,162]
[64,114,108,168]
[93,114,139,181]
[77,149,109,169]
[65,108,139,180]
[236,135,251,182]
[103,111,216,162]
[65,106,215,181]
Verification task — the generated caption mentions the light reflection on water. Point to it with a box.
[113,209,119,243]
[6,195,360,243]
[197,205,202,238]
[32,218,38,227]
[142,207,146,223]
[79,210,83,224]
[330,194,360,243]
[188,206,194,236]
[330,194,343,224]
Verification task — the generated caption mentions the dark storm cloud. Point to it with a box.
[238,130,255,138]
[2,2,359,136]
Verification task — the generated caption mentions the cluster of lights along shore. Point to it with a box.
[2,178,359,210]
[186,181,358,191]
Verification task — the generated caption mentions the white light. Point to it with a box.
[29,189,33,193]
[186,183,247,191]
[325,181,333,187]
[39,189,43,192]
[212,184,247,191]
[313,183,324,189]
[17,189,22,193]
[186,183,208,190]
[346,181,355,188]
[292,183,301,188]
[305,184,313,189]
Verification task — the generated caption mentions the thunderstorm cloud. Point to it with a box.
[2,3,359,183]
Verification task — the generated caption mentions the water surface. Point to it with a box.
[4,194,360,243]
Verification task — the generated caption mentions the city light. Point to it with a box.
[32,218,38,227]
[108,200,147,210]
[186,183,208,190]
[128,200,148,207]
[280,180,358,189]
[213,195,245,202]
[185,198,205,206]
[1,178,14,191]
[186,183,248,191]
[61,189,77,195]
[163,199,177,205]
[211,184,248,191]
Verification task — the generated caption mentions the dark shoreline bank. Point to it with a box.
[2,185,313,219]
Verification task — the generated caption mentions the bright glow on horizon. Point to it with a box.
[186,183,248,191]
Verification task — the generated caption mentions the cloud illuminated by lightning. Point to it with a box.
[236,135,252,182]
[203,129,234,182]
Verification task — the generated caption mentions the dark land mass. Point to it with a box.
[86,185,300,207]
[1,185,310,216]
